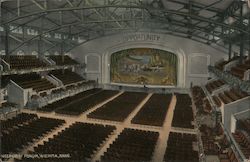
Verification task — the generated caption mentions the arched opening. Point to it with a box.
[110,48,178,86]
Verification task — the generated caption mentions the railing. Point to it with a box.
[221,123,247,162]
[208,66,250,94]
[27,81,96,108]
[1,64,83,76]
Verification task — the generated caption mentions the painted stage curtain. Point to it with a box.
[110,48,177,86]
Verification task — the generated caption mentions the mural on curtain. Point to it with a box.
[110,48,178,86]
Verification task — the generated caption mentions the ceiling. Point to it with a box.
[1,0,250,54]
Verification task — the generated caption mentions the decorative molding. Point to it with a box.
[85,53,101,73]
[188,53,210,77]
[103,41,186,88]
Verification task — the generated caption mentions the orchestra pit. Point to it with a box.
[1,0,250,162]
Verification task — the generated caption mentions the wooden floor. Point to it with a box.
[16,92,198,162]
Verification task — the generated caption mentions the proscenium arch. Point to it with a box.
[102,42,186,88]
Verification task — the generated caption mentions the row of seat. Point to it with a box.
[217,88,248,104]
[215,56,240,71]
[55,90,119,115]
[12,73,56,92]
[230,59,250,79]
[1,55,79,70]
[238,118,250,136]
[164,132,199,162]
[191,86,213,114]
[200,124,240,162]
[1,113,38,131]
[131,93,172,126]
[37,88,102,112]
[101,128,159,162]
[172,94,194,129]
[1,55,47,70]
[232,130,250,158]
[50,70,84,85]
[16,122,115,162]
[1,114,65,154]
[205,79,225,94]
[87,92,147,122]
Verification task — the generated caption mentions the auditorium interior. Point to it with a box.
[0,0,250,162]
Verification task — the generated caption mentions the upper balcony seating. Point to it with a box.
[49,55,79,65]
[164,132,199,162]
[55,90,119,115]
[17,122,115,162]
[172,94,194,128]
[233,118,250,158]
[12,73,56,92]
[131,93,172,126]
[1,55,47,70]
[205,79,226,94]
[37,88,102,112]
[87,92,147,122]
[232,130,250,158]
[101,128,159,162]
[191,86,214,113]
[230,59,250,79]
[238,118,250,136]
[215,56,239,71]
[50,70,84,85]
[217,88,248,104]
[1,115,65,154]
[199,124,239,162]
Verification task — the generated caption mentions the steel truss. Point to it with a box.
[0,0,249,57]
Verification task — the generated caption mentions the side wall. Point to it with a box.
[70,32,227,88]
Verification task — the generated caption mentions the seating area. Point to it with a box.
[191,86,213,114]
[17,122,115,162]
[37,88,101,112]
[199,124,240,162]
[1,114,65,154]
[0,113,38,131]
[87,92,147,122]
[131,93,172,126]
[230,59,250,79]
[232,118,250,159]
[101,128,159,162]
[163,132,199,162]
[49,55,79,65]
[11,73,56,92]
[215,56,239,71]
[50,70,84,85]
[217,88,248,104]
[205,79,225,94]
[232,130,250,158]
[1,55,47,70]
[55,90,119,115]
[238,118,250,135]
[172,94,194,129]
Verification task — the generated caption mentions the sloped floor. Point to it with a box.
[16,92,198,162]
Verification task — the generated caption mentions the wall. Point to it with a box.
[221,97,250,132]
[70,31,227,88]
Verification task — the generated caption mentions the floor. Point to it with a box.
[14,92,198,162]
